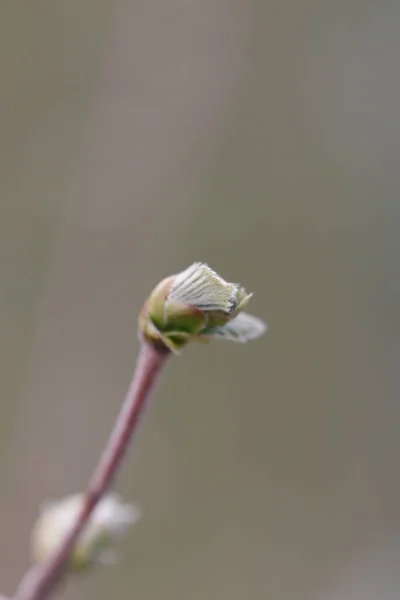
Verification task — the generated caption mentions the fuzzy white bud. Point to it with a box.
[31,494,140,571]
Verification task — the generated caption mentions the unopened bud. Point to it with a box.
[139,262,267,353]
[31,494,140,572]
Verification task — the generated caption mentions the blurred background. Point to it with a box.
[1,1,400,599]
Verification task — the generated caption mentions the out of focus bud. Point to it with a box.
[139,262,267,353]
[31,494,140,572]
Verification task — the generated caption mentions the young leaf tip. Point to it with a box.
[168,262,238,313]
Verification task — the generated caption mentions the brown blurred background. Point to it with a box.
[1,1,400,599]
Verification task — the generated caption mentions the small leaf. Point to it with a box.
[167,263,237,313]
[204,312,267,343]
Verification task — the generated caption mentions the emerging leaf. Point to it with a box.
[139,262,266,352]
[203,312,267,343]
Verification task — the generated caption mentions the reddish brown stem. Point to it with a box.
[14,341,169,600]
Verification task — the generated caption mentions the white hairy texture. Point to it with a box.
[32,493,139,563]
[168,262,238,312]
[90,495,140,535]
[207,312,267,342]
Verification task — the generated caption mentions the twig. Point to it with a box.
[14,341,169,600]
[9,261,266,600]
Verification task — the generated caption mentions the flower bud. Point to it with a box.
[31,494,140,572]
[139,262,267,353]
